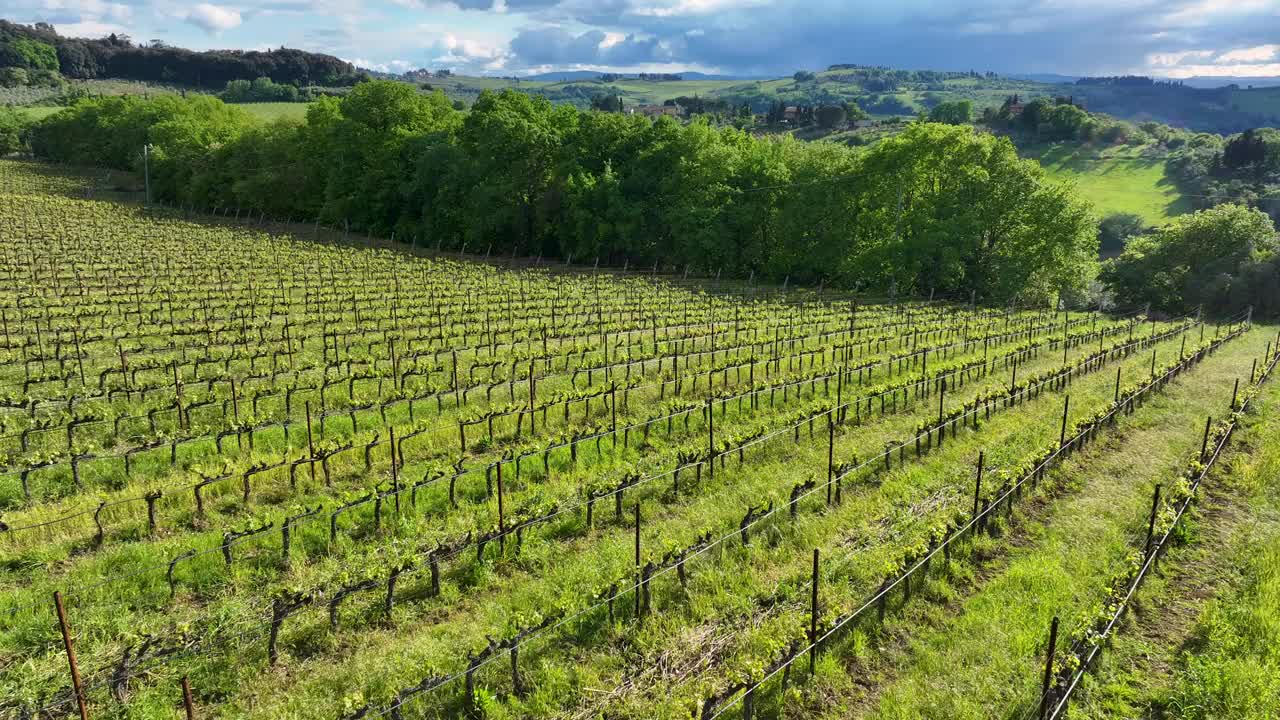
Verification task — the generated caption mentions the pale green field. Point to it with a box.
[13,106,62,121]
[236,102,312,121]
[1024,142,1191,225]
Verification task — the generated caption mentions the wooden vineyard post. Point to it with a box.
[1040,616,1059,720]
[1231,379,1240,411]
[1145,484,1162,558]
[181,676,196,720]
[1201,416,1213,460]
[496,460,506,554]
[1114,366,1121,404]
[172,361,186,432]
[936,379,945,449]
[1151,348,1157,381]
[634,503,642,620]
[707,397,715,480]
[390,426,400,516]
[305,401,317,486]
[529,361,536,435]
[54,591,89,720]
[835,366,844,423]
[1059,395,1070,447]
[973,451,984,518]
[826,419,835,506]
[809,548,820,676]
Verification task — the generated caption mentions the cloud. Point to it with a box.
[1160,62,1280,78]
[1217,44,1280,63]
[39,0,134,22]
[9,0,1280,79]
[185,3,243,33]
[509,27,675,67]
[345,57,415,72]
[1147,49,1215,66]
[52,19,132,37]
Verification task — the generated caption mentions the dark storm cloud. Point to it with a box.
[509,26,671,66]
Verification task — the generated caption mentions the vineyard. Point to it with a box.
[0,158,1277,720]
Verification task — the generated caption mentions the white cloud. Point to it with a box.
[1147,49,1214,66]
[1163,0,1277,27]
[431,31,511,69]
[1160,62,1280,78]
[39,0,132,22]
[630,0,771,18]
[1217,44,1280,63]
[344,57,414,72]
[52,19,130,37]
[185,3,243,34]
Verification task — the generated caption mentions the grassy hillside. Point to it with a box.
[1021,142,1191,225]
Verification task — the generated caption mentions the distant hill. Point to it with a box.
[1007,73,1080,84]
[522,70,763,82]
[5,19,1279,134]
[1169,76,1280,89]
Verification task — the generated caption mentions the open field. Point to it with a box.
[0,159,1275,720]
[12,105,61,120]
[1022,142,1192,225]
[237,102,313,122]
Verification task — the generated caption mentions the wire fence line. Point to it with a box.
[1042,332,1279,720]
[697,318,1250,720]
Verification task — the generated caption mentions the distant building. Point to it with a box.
[853,119,874,128]
[1007,101,1026,116]
[783,106,801,122]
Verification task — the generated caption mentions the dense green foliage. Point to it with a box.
[1103,204,1279,315]
[0,20,361,88]
[1097,212,1145,255]
[1167,128,1280,225]
[0,105,29,153]
[29,81,1098,302]
[219,77,305,103]
[2,37,57,70]
[928,100,972,125]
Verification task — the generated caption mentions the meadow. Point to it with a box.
[0,159,1275,720]
[1022,142,1192,225]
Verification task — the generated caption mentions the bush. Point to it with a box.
[1097,213,1145,255]
[1102,204,1278,314]
[0,66,28,87]
[0,106,29,154]
[220,77,303,103]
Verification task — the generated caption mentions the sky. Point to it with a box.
[7,0,1280,79]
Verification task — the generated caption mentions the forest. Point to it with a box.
[27,80,1098,305]
[0,20,362,88]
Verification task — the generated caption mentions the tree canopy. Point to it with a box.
[1102,204,1278,315]
[29,81,1100,304]
[0,20,362,87]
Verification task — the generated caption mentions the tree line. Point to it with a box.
[0,20,362,88]
[26,80,1098,303]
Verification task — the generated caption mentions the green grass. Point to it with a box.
[235,102,313,122]
[3,157,1273,720]
[13,105,62,121]
[1064,356,1280,719]
[858,328,1270,719]
[1023,142,1192,225]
